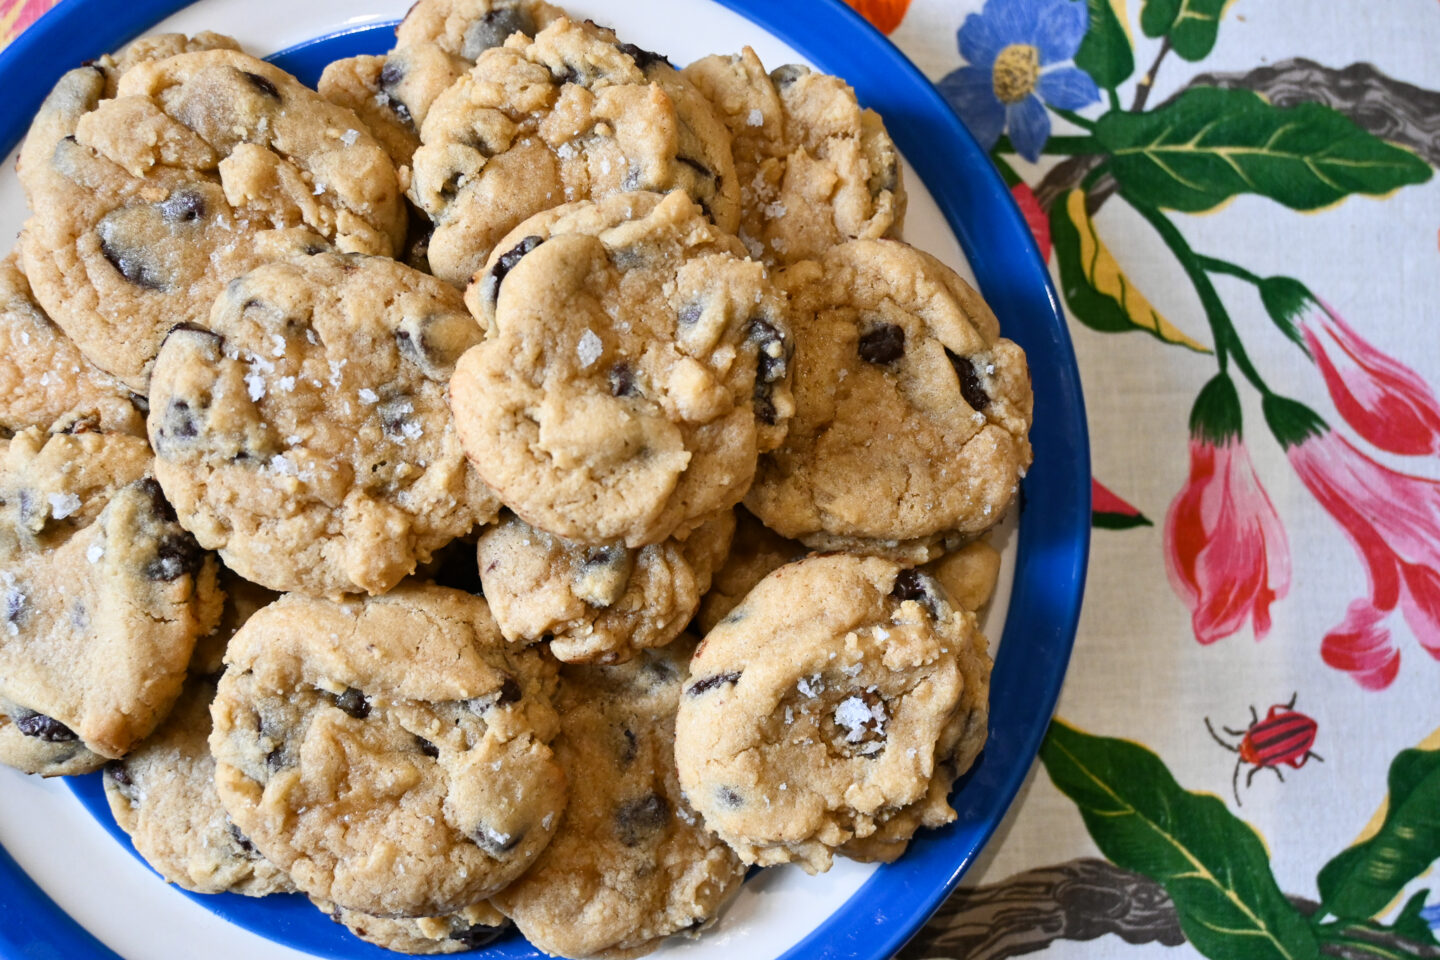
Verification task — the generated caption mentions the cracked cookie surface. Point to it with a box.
[410,16,739,284]
[450,190,791,547]
[745,239,1032,562]
[675,555,985,873]
[684,48,906,266]
[0,427,221,775]
[209,584,565,917]
[148,253,496,598]
[492,642,745,958]
[0,252,144,438]
[19,46,406,389]
[477,509,733,663]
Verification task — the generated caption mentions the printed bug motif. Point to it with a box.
[1205,694,1322,806]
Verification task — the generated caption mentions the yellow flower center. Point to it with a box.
[992,43,1041,104]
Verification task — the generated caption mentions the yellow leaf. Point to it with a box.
[1066,189,1211,353]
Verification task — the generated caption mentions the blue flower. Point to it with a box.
[938,0,1101,162]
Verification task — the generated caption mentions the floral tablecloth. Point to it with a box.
[5,0,1438,957]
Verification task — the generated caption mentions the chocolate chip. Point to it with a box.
[378,89,413,127]
[59,415,101,435]
[858,323,905,365]
[497,676,522,705]
[891,569,945,620]
[144,531,205,582]
[450,922,511,948]
[463,6,536,58]
[228,822,260,857]
[550,63,581,85]
[158,398,199,451]
[378,397,417,440]
[482,235,544,306]
[242,71,281,99]
[472,824,522,856]
[686,671,741,696]
[676,155,713,181]
[716,786,744,809]
[3,585,26,632]
[747,318,789,425]
[608,361,639,398]
[617,41,674,71]
[416,736,439,758]
[98,223,167,291]
[159,190,206,224]
[378,60,404,90]
[615,793,669,846]
[333,687,370,719]
[678,302,703,326]
[136,477,178,522]
[265,745,287,770]
[15,711,77,742]
[105,762,132,786]
[769,64,808,88]
[620,727,637,765]
[947,351,991,410]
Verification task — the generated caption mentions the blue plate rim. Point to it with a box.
[0,1,1091,958]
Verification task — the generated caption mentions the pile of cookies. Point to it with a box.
[0,1,1033,956]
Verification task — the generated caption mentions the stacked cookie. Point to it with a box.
[0,2,1032,957]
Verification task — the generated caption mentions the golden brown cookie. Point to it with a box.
[210,584,566,917]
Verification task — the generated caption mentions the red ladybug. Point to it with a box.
[1205,694,1322,806]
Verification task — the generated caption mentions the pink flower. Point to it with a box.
[1263,278,1440,456]
[1271,396,1440,689]
[1165,374,1290,645]
[1165,438,1291,644]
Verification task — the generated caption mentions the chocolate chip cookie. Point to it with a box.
[0,251,144,438]
[148,253,497,597]
[103,676,295,895]
[319,0,566,167]
[0,427,222,776]
[745,239,1032,562]
[477,509,733,663]
[492,643,745,957]
[20,48,407,389]
[675,555,984,873]
[449,190,792,547]
[409,16,739,284]
[209,584,566,917]
[684,48,906,265]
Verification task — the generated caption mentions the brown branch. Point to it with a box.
[1131,36,1173,113]
[901,862,1440,960]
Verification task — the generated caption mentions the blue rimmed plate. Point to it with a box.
[0,1,1089,958]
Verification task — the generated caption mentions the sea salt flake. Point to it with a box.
[270,455,298,476]
[48,492,81,519]
[576,329,603,368]
[271,334,286,357]
[834,696,873,742]
[796,676,820,698]
[341,128,359,146]
[244,372,266,401]
[86,543,105,564]
[747,108,763,127]
[400,420,423,441]
[358,387,379,404]
[276,376,296,393]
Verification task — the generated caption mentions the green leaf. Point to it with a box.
[1041,720,1319,960]
[1097,87,1433,212]
[1318,748,1440,923]
[1140,0,1230,60]
[1093,511,1154,530]
[1189,374,1242,445]
[1389,890,1439,947]
[1049,188,1210,351]
[1074,0,1134,89]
